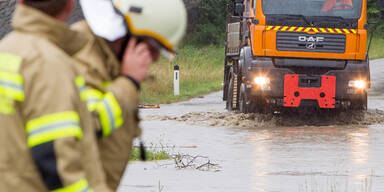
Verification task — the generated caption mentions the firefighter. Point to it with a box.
[322,0,353,12]
[0,0,111,191]
[72,0,187,190]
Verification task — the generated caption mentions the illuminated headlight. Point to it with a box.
[348,80,367,89]
[253,76,271,90]
[253,76,270,86]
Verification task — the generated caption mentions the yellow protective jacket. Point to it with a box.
[0,5,111,192]
[72,21,142,190]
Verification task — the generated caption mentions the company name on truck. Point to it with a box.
[298,36,325,42]
[298,36,325,49]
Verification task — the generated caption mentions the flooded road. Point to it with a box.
[119,59,384,192]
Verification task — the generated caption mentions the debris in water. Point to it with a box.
[171,154,221,172]
[139,104,160,109]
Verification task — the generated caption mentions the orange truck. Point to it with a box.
[223,0,384,113]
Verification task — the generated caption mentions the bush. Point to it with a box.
[367,0,384,36]
[187,0,228,45]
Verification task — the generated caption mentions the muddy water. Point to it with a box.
[118,59,384,192]
[145,109,384,128]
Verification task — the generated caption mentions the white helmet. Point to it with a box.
[113,0,187,53]
[80,0,187,53]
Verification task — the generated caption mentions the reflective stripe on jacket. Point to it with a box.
[72,20,142,190]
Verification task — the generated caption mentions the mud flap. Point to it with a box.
[283,74,336,109]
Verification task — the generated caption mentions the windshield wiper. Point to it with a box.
[309,16,349,25]
[267,14,312,26]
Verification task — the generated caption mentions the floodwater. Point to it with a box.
[118,59,384,192]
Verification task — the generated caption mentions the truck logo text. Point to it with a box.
[298,36,325,42]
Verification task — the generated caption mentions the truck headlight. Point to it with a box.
[348,80,367,89]
[253,76,271,91]
[253,76,270,86]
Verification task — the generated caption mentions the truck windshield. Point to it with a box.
[262,0,362,19]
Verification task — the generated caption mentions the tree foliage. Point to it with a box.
[367,0,384,35]
[187,0,228,45]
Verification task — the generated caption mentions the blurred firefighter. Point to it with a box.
[322,0,353,12]
[0,0,111,191]
[71,0,187,190]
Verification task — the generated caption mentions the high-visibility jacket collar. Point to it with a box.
[12,4,87,56]
[73,21,121,79]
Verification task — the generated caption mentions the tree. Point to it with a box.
[367,0,384,35]
[188,0,229,45]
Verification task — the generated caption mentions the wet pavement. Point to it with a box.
[119,59,384,192]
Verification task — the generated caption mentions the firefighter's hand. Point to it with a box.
[121,38,152,83]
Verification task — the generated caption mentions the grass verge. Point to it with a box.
[368,36,384,59]
[140,45,224,104]
[130,147,172,161]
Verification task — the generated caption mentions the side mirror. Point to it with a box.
[235,3,245,16]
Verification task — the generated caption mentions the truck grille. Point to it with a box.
[276,31,346,53]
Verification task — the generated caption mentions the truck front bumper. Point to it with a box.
[245,58,369,109]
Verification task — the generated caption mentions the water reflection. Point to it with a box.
[249,131,271,191]
[349,130,370,165]
[244,125,380,191]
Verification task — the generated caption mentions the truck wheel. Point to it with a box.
[239,83,249,113]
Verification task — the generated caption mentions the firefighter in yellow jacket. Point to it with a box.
[0,0,111,191]
[71,0,187,189]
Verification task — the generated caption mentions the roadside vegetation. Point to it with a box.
[140,0,226,104]
[130,147,172,161]
[368,35,384,59]
[140,45,224,104]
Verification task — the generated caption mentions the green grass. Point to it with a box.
[368,36,384,59]
[130,147,172,161]
[140,45,225,104]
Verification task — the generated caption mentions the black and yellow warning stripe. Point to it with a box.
[266,26,357,34]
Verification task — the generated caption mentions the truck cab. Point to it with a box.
[224,0,378,113]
